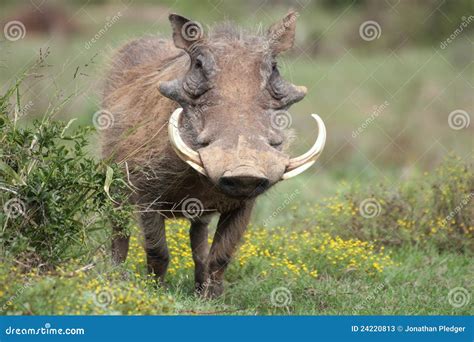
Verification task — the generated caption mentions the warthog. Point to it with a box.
[101,11,326,298]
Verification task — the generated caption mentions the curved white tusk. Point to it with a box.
[168,108,207,176]
[282,114,326,180]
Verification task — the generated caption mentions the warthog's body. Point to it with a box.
[102,12,325,297]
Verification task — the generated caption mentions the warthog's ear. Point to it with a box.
[169,13,205,50]
[266,11,299,55]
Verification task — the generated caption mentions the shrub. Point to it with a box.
[0,79,132,269]
[311,155,473,252]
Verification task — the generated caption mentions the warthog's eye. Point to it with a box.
[268,130,284,149]
[194,56,203,69]
[183,54,213,99]
[268,71,287,100]
[270,140,283,149]
[267,61,306,107]
[271,61,278,73]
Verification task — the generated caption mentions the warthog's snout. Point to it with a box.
[168,108,327,192]
[218,167,270,197]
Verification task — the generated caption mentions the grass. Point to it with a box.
[1,218,472,315]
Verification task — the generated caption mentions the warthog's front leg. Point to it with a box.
[111,223,130,265]
[140,212,169,282]
[189,215,212,293]
[204,201,254,298]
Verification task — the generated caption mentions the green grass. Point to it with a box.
[1,223,472,315]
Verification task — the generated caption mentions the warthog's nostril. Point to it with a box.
[218,176,270,197]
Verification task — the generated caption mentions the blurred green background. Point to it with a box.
[1,0,472,224]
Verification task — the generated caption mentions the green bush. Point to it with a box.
[0,79,132,269]
[311,155,473,253]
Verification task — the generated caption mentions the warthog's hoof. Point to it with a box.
[197,280,224,299]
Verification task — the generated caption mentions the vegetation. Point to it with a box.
[0,78,132,268]
[308,155,473,252]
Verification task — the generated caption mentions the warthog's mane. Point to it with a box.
[186,21,272,59]
[207,21,267,43]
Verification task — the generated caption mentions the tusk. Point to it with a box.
[168,108,207,176]
[282,114,326,180]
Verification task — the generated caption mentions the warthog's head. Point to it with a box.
[160,12,326,199]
